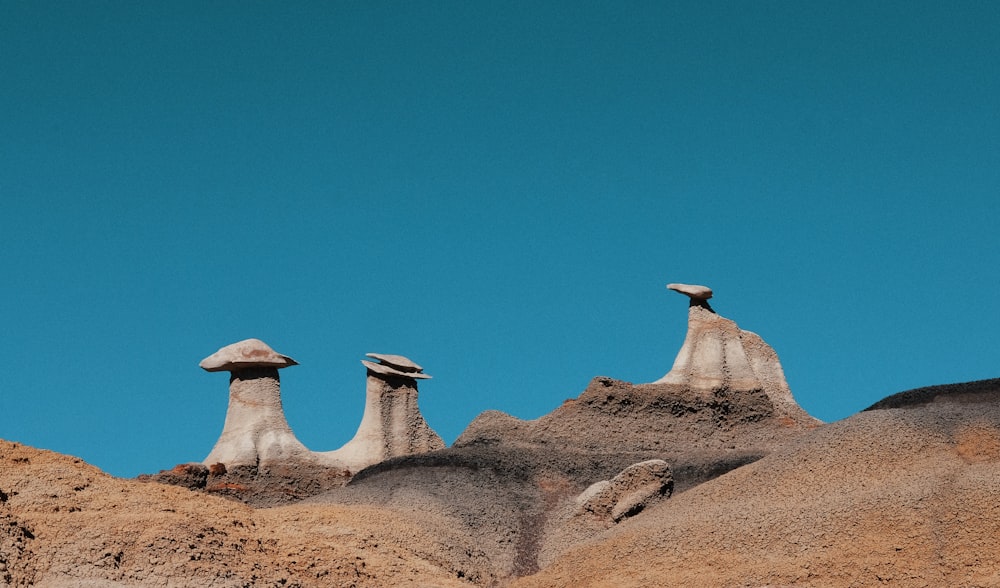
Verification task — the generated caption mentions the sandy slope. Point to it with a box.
[0,440,475,587]
[301,373,821,583]
[513,383,1000,587]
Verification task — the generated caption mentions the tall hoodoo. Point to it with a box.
[656,283,818,424]
[200,338,315,467]
[321,353,445,472]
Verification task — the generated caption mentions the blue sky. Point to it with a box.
[2,2,997,477]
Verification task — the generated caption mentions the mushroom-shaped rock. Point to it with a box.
[654,283,819,425]
[361,357,431,380]
[364,353,427,375]
[319,353,444,473]
[200,338,298,372]
[667,283,713,300]
[200,339,315,468]
[667,282,714,310]
[576,459,673,522]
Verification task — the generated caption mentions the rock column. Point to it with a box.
[654,283,819,425]
[200,339,315,467]
[321,353,444,472]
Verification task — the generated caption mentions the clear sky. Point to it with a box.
[2,2,998,478]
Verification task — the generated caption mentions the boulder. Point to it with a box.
[667,283,713,301]
[577,459,673,522]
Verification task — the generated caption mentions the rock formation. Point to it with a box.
[197,342,445,484]
[10,280,1000,586]
[536,459,675,568]
[666,282,713,305]
[575,459,673,522]
[450,282,821,501]
[655,283,818,425]
[153,286,820,575]
[5,378,1000,587]
[200,338,315,467]
[323,283,824,580]
[319,353,445,473]
[512,379,1000,588]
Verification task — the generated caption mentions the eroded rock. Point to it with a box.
[576,459,673,522]
[667,282,713,301]
[319,353,444,473]
[654,283,819,425]
[200,339,316,468]
[199,338,298,372]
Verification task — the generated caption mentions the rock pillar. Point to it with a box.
[320,353,445,472]
[200,339,314,467]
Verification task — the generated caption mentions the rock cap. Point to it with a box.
[667,283,713,300]
[362,353,431,380]
[200,338,298,372]
[365,353,423,373]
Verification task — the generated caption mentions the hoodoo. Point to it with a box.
[320,353,445,473]
[200,338,315,467]
[655,283,817,424]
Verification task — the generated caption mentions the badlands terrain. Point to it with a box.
[2,285,999,587]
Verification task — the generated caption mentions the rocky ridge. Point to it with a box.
[0,440,479,587]
[296,284,823,579]
[3,283,996,586]
[512,379,1000,588]
[151,343,446,505]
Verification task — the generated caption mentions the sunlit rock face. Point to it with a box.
[199,342,444,474]
[319,353,445,473]
[200,339,315,468]
[654,285,818,425]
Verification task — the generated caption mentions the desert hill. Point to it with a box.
[512,378,1000,588]
[4,378,999,586]
[311,372,820,581]
[3,284,998,586]
[296,287,824,581]
[0,441,479,587]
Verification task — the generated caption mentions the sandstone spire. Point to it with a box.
[200,338,315,467]
[655,284,818,424]
[320,353,445,472]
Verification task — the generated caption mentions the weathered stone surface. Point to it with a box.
[6,379,1000,587]
[199,338,298,372]
[577,459,673,522]
[656,304,756,389]
[655,287,819,425]
[0,440,477,587]
[199,339,316,469]
[574,480,611,508]
[667,283,713,300]
[146,461,353,507]
[514,382,1000,588]
[319,354,444,473]
[149,463,209,491]
[194,345,445,480]
[361,359,432,379]
[366,352,424,373]
[202,365,317,467]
